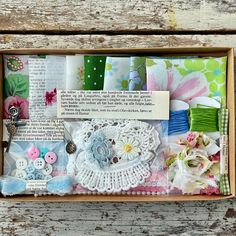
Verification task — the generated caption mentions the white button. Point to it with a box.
[42,163,53,175]
[16,158,28,170]
[33,158,46,170]
[15,170,27,179]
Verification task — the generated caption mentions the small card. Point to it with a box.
[57,90,169,120]
[26,180,47,191]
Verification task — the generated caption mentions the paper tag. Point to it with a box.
[26,180,47,191]
[57,90,169,120]
[220,135,228,174]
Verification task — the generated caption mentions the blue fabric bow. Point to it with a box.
[1,176,73,196]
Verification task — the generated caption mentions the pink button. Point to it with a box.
[45,152,57,164]
[27,147,40,160]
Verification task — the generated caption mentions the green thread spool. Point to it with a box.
[189,108,219,132]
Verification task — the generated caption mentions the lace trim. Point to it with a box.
[76,160,150,193]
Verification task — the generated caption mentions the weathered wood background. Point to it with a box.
[0,0,236,235]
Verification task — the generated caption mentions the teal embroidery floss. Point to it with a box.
[189,108,219,132]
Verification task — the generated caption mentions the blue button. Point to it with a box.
[35,171,45,180]
[25,164,36,174]
[27,173,36,180]
[39,147,49,158]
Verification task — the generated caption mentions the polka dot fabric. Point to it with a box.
[84,56,106,90]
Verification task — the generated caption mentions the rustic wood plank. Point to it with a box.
[1,34,236,49]
[0,0,236,32]
[0,33,235,235]
[0,201,236,235]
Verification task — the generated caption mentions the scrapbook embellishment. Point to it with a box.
[1,175,73,196]
[64,125,77,154]
[67,120,160,193]
[28,147,40,160]
[146,57,227,104]
[84,56,106,90]
[9,144,62,184]
[103,57,130,90]
[167,132,220,194]
[5,106,27,152]
[129,57,146,90]
[7,56,24,71]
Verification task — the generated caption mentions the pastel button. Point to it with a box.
[42,164,53,175]
[15,170,27,179]
[16,158,27,170]
[25,164,35,174]
[27,173,36,180]
[34,158,46,170]
[39,147,49,158]
[45,152,57,164]
[35,171,45,180]
[28,147,40,160]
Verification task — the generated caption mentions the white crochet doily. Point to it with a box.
[67,119,160,193]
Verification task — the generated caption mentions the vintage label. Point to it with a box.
[220,135,229,174]
[26,180,48,191]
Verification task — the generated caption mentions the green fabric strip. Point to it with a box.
[219,108,230,195]
[220,174,230,195]
[84,56,106,90]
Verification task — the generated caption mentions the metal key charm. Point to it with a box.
[5,106,20,152]
[5,122,17,152]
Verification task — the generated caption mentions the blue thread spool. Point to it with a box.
[168,109,189,136]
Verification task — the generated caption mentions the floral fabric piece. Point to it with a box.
[84,56,106,90]
[129,57,146,90]
[66,56,84,90]
[103,57,130,90]
[3,55,30,119]
[146,57,227,105]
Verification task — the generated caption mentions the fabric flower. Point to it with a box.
[45,88,57,106]
[116,137,140,160]
[4,95,29,119]
[182,149,212,176]
[85,131,113,169]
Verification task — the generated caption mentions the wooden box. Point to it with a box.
[0,47,234,201]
